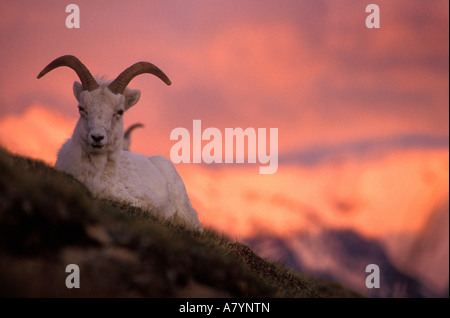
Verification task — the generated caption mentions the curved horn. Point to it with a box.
[124,123,144,139]
[37,55,99,91]
[108,62,171,95]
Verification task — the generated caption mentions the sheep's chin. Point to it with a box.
[88,144,107,154]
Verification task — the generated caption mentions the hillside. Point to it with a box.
[0,147,359,297]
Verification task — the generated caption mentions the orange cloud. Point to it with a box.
[0,104,75,165]
[0,1,447,297]
[1,1,448,161]
[182,148,449,240]
[0,0,448,239]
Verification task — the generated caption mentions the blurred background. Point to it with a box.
[0,0,448,297]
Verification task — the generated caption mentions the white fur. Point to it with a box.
[55,79,202,230]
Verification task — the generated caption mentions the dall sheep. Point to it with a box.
[37,55,202,230]
[122,123,144,151]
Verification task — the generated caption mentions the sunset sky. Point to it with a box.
[0,1,448,236]
[0,0,448,295]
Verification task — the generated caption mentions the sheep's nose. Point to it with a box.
[91,135,104,143]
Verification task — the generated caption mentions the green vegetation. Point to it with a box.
[0,147,359,297]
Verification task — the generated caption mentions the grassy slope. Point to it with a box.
[0,147,360,297]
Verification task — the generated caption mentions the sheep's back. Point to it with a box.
[118,151,173,216]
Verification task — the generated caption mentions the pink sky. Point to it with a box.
[0,0,448,235]
[0,0,448,157]
[0,0,448,295]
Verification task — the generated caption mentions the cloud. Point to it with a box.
[0,1,448,294]
[0,104,75,164]
[280,134,450,166]
[185,148,449,239]
[0,0,448,231]
[0,0,447,160]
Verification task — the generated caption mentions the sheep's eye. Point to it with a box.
[116,110,124,116]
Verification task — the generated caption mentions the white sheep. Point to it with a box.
[122,123,144,151]
[37,55,202,230]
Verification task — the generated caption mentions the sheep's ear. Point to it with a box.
[123,88,141,110]
[73,81,83,102]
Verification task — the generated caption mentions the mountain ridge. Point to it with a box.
[245,228,437,297]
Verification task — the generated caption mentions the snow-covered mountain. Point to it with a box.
[383,200,449,296]
[245,229,435,297]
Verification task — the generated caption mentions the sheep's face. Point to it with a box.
[73,81,140,154]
